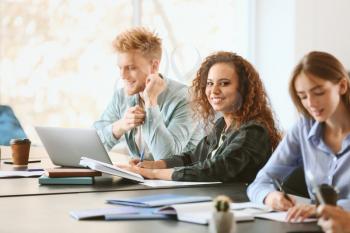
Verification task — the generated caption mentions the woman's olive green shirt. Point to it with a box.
[163,117,273,183]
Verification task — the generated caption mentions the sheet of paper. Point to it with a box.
[231,202,272,216]
[290,194,311,205]
[231,202,271,211]
[0,171,45,178]
[256,211,317,223]
[0,170,45,178]
[141,180,221,187]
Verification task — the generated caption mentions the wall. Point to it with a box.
[253,0,296,131]
[253,0,350,131]
[295,0,350,69]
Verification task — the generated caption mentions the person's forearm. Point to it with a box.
[155,160,167,169]
[112,120,126,140]
[141,168,174,180]
[153,168,173,180]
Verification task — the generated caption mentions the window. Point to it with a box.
[0,0,251,143]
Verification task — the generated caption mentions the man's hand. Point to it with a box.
[143,74,166,107]
[112,105,145,139]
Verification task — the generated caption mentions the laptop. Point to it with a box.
[35,126,112,167]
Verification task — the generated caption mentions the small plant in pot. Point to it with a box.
[209,195,236,233]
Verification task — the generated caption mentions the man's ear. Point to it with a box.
[151,59,160,74]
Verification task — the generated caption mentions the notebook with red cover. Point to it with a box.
[46,168,102,178]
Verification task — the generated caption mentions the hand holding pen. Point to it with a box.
[264,172,296,211]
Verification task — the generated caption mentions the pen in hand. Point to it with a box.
[266,172,294,204]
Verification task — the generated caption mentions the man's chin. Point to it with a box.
[125,87,141,96]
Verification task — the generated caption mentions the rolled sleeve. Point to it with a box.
[142,98,200,160]
[95,123,120,151]
[93,90,124,151]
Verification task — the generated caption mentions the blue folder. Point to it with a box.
[106,194,212,207]
[70,207,171,221]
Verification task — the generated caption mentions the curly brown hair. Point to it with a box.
[191,51,282,150]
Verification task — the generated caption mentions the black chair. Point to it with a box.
[282,166,309,198]
[0,105,27,145]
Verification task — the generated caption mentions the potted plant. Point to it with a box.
[209,195,236,233]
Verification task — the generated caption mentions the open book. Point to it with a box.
[156,202,254,224]
[79,157,144,182]
[79,157,221,187]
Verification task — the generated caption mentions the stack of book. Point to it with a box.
[38,168,102,185]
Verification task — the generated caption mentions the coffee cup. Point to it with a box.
[10,138,31,166]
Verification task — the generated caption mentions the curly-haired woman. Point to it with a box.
[124,51,281,182]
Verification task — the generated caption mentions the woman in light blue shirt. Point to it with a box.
[248,51,350,222]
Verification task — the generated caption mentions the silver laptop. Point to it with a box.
[35,126,112,167]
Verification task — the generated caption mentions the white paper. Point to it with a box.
[230,202,271,211]
[256,211,317,223]
[141,180,221,187]
[290,194,311,205]
[0,170,45,178]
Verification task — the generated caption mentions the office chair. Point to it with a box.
[0,105,27,145]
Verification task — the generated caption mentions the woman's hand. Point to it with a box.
[118,163,173,180]
[264,191,296,211]
[128,159,167,169]
[286,204,316,222]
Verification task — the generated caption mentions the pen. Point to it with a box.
[266,172,294,203]
[140,150,145,162]
[26,168,44,172]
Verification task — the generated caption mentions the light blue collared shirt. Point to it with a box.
[247,116,350,210]
[94,77,203,160]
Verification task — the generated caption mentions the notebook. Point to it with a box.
[45,168,102,178]
[38,175,94,185]
[106,194,212,207]
[156,201,254,224]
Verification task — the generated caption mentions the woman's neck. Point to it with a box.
[325,102,350,135]
[223,114,234,131]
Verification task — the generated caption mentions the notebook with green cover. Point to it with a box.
[38,175,94,185]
